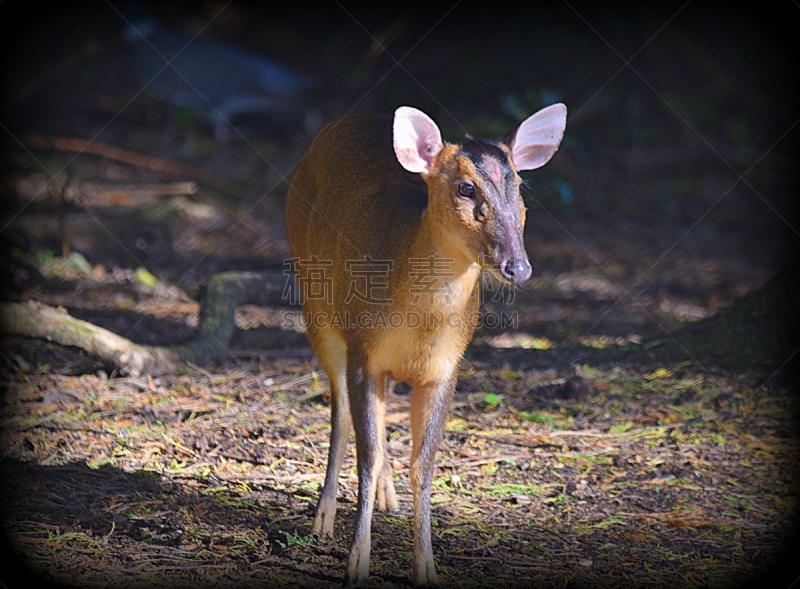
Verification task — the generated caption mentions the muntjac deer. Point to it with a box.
[285,104,567,585]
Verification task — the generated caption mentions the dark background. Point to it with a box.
[3,1,797,290]
[1,1,798,588]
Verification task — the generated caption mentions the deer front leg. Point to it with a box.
[409,377,456,587]
[344,363,387,585]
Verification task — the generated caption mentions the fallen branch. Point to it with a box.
[0,300,182,376]
[0,271,298,377]
[14,176,198,208]
[25,135,217,184]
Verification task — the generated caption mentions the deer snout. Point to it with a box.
[499,256,532,283]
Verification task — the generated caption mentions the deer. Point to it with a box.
[285,103,567,586]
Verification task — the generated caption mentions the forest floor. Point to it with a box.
[1,4,799,588]
[1,335,798,588]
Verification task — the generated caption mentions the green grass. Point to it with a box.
[482,483,545,496]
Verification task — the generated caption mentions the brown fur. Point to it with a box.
[285,112,530,586]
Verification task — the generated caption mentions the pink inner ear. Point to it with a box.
[394,107,443,174]
[512,144,559,171]
[510,103,567,171]
[418,137,437,166]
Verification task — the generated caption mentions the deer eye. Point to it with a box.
[457,182,475,199]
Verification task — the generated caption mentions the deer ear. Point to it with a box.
[508,103,567,171]
[393,106,444,175]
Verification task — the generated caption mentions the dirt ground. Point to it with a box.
[1,3,799,588]
[1,348,799,588]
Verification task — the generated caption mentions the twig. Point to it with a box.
[219,451,267,465]
[445,455,531,468]
[212,472,325,484]
[441,554,498,561]
[25,135,218,184]
[272,373,316,392]
[186,362,215,380]
[444,429,563,450]
[11,422,109,434]
[13,176,198,207]
[549,424,685,438]
[104,521,116,541]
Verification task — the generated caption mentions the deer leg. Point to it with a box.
[409,376,456,587]
[344,361,387,585]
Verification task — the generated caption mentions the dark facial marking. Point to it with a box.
[460,139,514,186]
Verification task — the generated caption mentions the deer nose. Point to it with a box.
[500,257,532,283]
